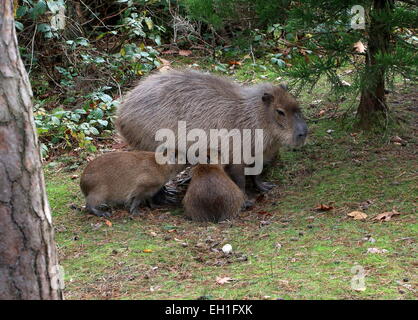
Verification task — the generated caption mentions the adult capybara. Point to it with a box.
[183,164,245,222]
[80,151,184,217]
[116,69,308,194]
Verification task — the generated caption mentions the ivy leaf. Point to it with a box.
[37,23,51,33]
[145,17,154,30]
[15,21,24,31]
[29,0,47,19]
[97,119,108,127]
[89,108,104,120]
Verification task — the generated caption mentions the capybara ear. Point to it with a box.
[262,92,274,105]
[280,83,289,91]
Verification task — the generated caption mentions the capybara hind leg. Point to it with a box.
[226,165,254,209]
[85,193,111,217]
[252,174,276,193]
[226,165,245,191]
[85,204,111,218]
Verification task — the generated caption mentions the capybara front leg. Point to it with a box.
[252,174,276,193]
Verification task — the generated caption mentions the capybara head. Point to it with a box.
[261,84,308,147]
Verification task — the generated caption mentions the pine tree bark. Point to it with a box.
[357,0,394,128]
[0,1,63,299]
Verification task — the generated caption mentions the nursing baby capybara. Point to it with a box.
[116,69,308,194]
[183,164,245,222]
[80,151,184,217]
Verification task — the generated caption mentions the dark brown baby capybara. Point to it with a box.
[80,151,184,217]
[116,69,308,195]
[183,164,245,223]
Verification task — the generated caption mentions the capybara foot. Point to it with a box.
[243,199,255,210]
[86,204,111,218]
[255,181,276,193]
[129,207,145,217]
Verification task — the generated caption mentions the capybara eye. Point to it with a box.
[276,109,285,116]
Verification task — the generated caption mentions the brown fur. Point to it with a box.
[116,69,306,160]
[116,69,307,194]
[80,151,184,216]
[183,164,245,222]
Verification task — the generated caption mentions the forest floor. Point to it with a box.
[44,56,417,300]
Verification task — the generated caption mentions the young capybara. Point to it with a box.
[116,69,308,195]
[183,164,245,223]
[80,151,184,217]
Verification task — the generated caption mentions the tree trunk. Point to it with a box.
[0,1,63,299]
[357,0,394,128]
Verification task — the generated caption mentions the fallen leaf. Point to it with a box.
[216,276,234,285]
[341,80,351,87]
[353,41,366,53]
[159,58,171,66]
[390,136,403,143]
[159,66,172,73]
[373,210,400,222]
[257,210,271,215]
[161,49,178,55]
[367,248,388,254]
[104,219,112,227]
[314,204,334,211]
[348,211,368,220]
[227,60,242,66]
[143,249,153,253]
[179,49,192,56]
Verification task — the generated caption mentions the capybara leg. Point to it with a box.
[85,204,111,218]
[226,165,254,209]
[85,194,111,217]
[226,164,246,192]
[252,174,276,193]
[129,197,144,216]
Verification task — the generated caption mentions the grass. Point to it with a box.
[44,58,417,300]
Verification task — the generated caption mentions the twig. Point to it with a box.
[79,0,111,31]
[28,24,37,75]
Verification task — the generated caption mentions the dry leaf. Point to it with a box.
[373,210,400,222]
[216,276,234,285]
[143,249,153,253]
[104,219,112,227]
[161,49,178,55]
[227,60,242,66]
[179,50,192,56]
[257,210,271,215]
[314,204,334,211]
[159,58,171,66]
[159,66,172,73]
[347,211,368,220]
[353,41,365,53]
[367,248,388,254]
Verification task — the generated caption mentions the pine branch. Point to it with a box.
[397,0,417,6]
